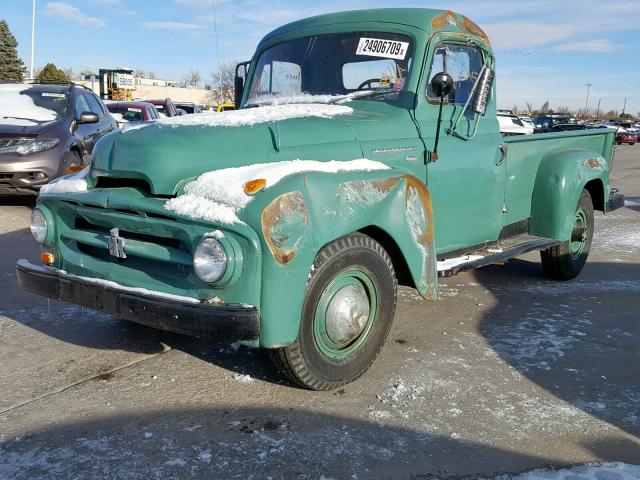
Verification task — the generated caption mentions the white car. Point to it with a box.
[497,112,534,136]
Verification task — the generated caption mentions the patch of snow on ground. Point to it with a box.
[232,373,253,383]
[40,168,89,195]
[155,103,353,128]
[492,462,640,480]
[164,159,389,223]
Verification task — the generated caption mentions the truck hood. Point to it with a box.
[90,106,363,196]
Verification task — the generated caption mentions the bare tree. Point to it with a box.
[184,70,202,88]
[526,102,533,114]
[540,101,550,114]
[512,104,518,115]
[133,69,146,78]
[208,59,241,105]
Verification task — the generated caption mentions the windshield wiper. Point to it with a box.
[327,89,394,104]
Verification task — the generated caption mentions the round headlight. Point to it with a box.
[30,209,49,243]
[194,238,227,283]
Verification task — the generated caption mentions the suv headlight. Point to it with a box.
[193,238,227,283]
[30,208,50,243]
[0,138,60,156]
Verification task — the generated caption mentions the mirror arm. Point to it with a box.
[449,61,493,141]
[432,94,446,161]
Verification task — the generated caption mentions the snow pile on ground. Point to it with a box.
[164,158,389,223]
[40,167,89,194]
[493,462,640,480]
[154,103,353,128]
[0,84,58,126]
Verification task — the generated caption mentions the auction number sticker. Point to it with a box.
[356,37,409,60]
[41,92,66,98]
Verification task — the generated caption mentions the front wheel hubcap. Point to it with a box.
[313,269,377,360]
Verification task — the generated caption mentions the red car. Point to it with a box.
[616,131,637,145]
[146,98,179,117]
[106,101,159,126]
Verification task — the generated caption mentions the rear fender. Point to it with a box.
[530,149,608,240]
[244,171,437,348]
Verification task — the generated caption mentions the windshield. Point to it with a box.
[247,32,413,106]
[0,85,69,126]
[107,106,144,122]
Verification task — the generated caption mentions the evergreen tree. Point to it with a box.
[35,63,69,84]
[0,20,25,83]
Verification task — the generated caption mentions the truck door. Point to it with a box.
[414,40,504,254]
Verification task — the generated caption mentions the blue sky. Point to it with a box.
[3,0,640,114]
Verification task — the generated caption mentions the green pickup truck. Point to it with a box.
[18,8,623,390]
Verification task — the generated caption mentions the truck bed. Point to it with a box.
[502,128,615,226]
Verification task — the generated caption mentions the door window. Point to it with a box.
[426,43,483,105]
[74,94,91,116]
[84,94,104,117]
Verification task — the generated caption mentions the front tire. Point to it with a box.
[270,233,397,391]
[541,189,594,280]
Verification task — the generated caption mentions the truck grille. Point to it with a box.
[59,204,193,280]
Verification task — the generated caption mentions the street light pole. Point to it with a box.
[30,0,36,79]
[584,83,592,117]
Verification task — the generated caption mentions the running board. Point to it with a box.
[437,235,561,278]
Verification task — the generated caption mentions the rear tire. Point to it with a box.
[540,189,594,280]
[270,233,397,391]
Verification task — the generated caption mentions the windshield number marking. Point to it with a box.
[356,38,409,60]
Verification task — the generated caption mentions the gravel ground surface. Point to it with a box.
[0,145,638,479]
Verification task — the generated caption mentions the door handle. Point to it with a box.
[496,144,508,166]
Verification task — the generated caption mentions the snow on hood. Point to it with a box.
[40,167,89,195]
[153,103,353,129]
[164,158,389,224]
[0,84,59,126]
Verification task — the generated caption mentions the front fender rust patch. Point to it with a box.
[261,191,309,265]
[337,178,398,206]
[403,175,437,300]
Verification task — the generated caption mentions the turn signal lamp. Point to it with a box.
[65,165,85,174]
[41,252,55,266]
[243,178,267,196]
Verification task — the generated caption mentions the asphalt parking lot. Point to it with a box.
[0,145,638,479]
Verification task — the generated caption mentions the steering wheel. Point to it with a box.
[356,78,382,91]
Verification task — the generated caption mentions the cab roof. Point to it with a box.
[259,8,491,46]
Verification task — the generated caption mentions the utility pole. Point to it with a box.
[622,97,627,116]
[596,98,601,120]
[30,0,36,79]
[584,83,592,117]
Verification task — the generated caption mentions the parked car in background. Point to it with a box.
[0,83,116,195]
[175,102,202,114]
[532,114,574,133]
[497,111,534,135]
[147,98,179,117]
[616,131,637,145]
[106,101,159,128]
[551,123,588,132]
[216,103,235,112]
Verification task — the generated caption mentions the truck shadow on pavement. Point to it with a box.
[473,257,640,445]
[1,405,638,479]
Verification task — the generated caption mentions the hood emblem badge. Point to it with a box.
[108,228,127,259]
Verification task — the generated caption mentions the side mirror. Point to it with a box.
[472,67,494,115]
[77,111,99,124]
[234,60,251,108]
[430,72,455,99]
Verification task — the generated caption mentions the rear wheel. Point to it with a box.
[270,233,397,391]
[541,189,594,280]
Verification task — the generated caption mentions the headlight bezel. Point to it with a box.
[30,206,55,244]
[193,237,229,284]
[0,138,60,156]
